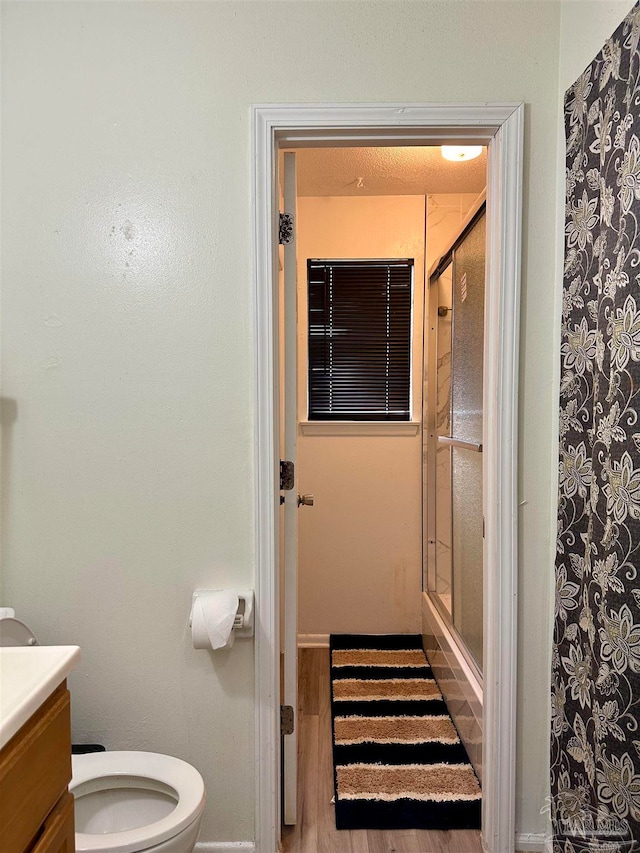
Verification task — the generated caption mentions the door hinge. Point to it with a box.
[280,460,294,491]
[279,213,294,245]
[281,704,295,736]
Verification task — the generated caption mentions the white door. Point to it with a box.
[281,151,298,826]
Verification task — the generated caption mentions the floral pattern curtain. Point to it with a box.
[552,4,640,849]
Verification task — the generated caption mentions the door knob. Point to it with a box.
[297,494,314,507]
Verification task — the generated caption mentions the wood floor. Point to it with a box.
[281,648,483,853]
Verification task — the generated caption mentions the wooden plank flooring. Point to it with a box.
[281,648,483,853]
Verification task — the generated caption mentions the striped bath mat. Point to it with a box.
[330,634,481,830]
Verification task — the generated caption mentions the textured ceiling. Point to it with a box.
[284,146,487,197]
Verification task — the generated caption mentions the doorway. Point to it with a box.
[252,103,523,853]
[281,148,487,851]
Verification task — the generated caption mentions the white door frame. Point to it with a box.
[251,102,524,853]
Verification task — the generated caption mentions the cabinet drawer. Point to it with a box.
[0,683,72,853]
[29,792,75,853]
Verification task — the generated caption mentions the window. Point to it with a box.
[307,259,413,421]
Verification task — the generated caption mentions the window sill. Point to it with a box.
[299,421,421,436]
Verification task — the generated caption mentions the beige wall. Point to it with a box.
[296,196,425,637]
[3,0,613,844]
[296,193,478,639]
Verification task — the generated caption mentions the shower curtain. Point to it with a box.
[552,4,640,849]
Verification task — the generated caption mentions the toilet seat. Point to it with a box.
[71,751,206,853]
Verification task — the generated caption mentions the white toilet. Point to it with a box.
[0,609,206,853]
[71,751,205,852]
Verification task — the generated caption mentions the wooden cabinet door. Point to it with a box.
[0,684,71,852]
[29,792,75,853]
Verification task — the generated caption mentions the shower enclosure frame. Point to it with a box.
[425,200,487,681]
[251,102,524,853]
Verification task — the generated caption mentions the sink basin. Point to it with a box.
[0,645,81,748]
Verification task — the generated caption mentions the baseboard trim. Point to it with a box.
[297,633,329,647]
[515,832,549,852]
[195,830,545,852]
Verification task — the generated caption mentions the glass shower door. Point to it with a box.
[434,263,453,616]
[449,212,485,671]
[426,209,485,674]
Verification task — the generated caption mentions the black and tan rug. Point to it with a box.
[330,634,481,830]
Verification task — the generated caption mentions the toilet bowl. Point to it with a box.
[71,751,206,853]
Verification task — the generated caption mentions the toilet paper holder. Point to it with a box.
[189,589,254,639]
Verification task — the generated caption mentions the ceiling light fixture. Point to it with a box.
[441,146,483,162]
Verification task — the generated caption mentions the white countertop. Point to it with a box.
[0,645,81,749]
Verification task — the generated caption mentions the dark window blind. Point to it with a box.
[307,259,413,421]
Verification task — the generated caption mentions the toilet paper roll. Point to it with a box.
[191,591,239,650]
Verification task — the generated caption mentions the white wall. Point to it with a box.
[296,196,425,638]
[1,0,570,844]
[559,0,635,93]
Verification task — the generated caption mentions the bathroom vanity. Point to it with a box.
[0,646,80,853]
